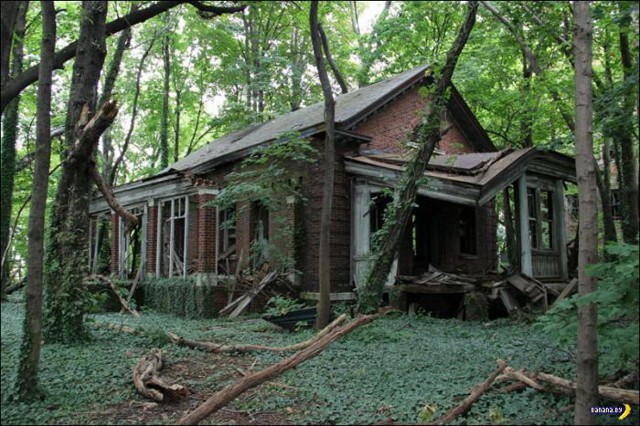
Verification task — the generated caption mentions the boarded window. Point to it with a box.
[157,196,192,278]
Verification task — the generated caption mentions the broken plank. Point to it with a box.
[553,278,578,305]
[498,288,520,313]
[229,270,278,319]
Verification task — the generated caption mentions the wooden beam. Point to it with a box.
[301,292,358,301]
[517,175,533,276]
[554,179,568,280]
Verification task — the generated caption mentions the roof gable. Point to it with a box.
[164,65,430,175]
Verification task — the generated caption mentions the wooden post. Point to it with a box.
[517,175,533,276]
[555,180,568,280]
[169,198,175,277]
[156,201,162,276]
[183,195,189,280]
[352,182,370,291]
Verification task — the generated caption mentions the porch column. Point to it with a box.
[555,180,568,280]
[517,175,533,276]
[352,182,370,291]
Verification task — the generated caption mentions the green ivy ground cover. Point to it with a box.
[2,296,637,425]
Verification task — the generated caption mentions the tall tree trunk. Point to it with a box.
[0,1,23,89]
[616,30,639,244]
[174,88,181,162]
[14,0,55,401]
[310,0,335,329]
[595,144,617,248]
[0,0,28,298]
[160,19,170,169]
[358,1,479,313]
[43,0,109,344]
[573,2,599,424]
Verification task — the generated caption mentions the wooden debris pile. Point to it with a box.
[219,263,297,319]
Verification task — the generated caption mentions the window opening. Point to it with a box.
[158,196,190,278]
[527,188,554,251]
[118,206,145,279]
[459,206,477,255]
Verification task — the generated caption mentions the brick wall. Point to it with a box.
[147,205,158,274]
[301,138,356,293]
[353,86,474,155]
[197,193,217,273]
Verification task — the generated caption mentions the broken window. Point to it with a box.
[459,206,477,255]
[527,188,554,250]
[219,206,237,255]
[118,206,146,279]
[89,214,112,275]
[250,201,270,266]
[157,196,193,278]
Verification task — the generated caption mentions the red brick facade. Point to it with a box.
[353,86,474,155]
[146,205,157,274]
[196,193,217,273]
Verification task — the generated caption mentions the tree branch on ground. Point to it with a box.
[176,310,388,425]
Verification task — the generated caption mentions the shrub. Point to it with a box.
[140,277,217,319]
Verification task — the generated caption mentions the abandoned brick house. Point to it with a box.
[89,65,576,311]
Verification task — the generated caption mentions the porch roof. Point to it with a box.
[344,148,576,206]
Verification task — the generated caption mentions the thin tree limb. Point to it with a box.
[318,23,348,94]
[177,311,386,425]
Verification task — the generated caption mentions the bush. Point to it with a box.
[140,277,217,319]
[536,242,639,376]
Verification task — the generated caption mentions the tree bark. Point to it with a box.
[177,312,384,425]
[0,0,28,297]
[310,0,335,329]
[429,359,509,425]
[358,1,479,313]
[109,35,156,185]
[168,314,347,353]
[573,3,599,424]
[43,0,110,344]
[160,17,171,169]
[0,1,246,112]
[616,30,639,244]
[133,349,187,402]
[318,24,348,94]
[0,1,23,89]
[14,0,55,401]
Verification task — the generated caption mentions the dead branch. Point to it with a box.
[90,274,140,317]
[429,359,509,425]
[177,310,387,425]
[499,368,639,405]
[168,314,347,353]
[133,349,187,402]
[90,165,139,231]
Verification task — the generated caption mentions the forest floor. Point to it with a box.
[1,294,636,425]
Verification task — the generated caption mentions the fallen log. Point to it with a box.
[428,359,509,425]
[176,310,388,425]
[168,314,347,354]
[133,349,187,402]
[499,368,639,405]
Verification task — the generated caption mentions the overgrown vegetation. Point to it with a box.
[140,277,218,319]
[213,133,317,271]
[3,293,637,425]
[537,242,640,377]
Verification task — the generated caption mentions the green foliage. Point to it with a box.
[537,243,640,376]
[264,296,310,317]
[140,277,217,319]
